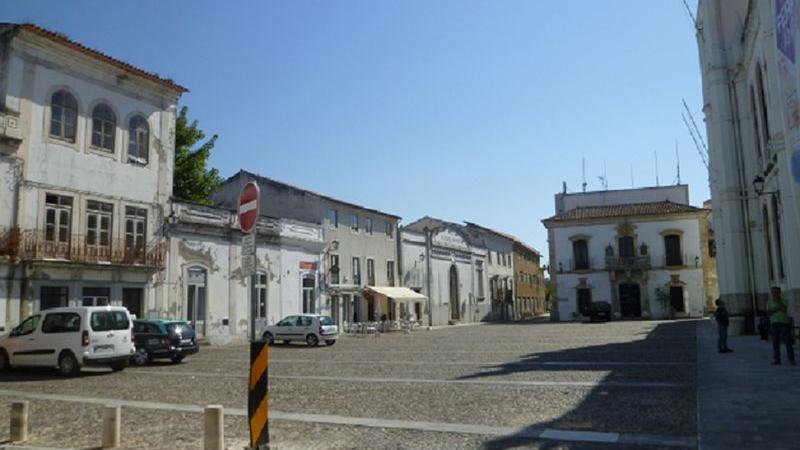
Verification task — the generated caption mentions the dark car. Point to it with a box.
[589,301,612,322]
[131,320,199,366]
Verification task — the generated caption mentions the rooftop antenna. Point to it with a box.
[630,163,635,188]
[562,181,567,194]
[654,150,660,186]
[681,0,703,41]
[675,140,682,185]
[597,160,608,191]
[581,158,587,193]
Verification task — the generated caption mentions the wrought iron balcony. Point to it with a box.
[605,255,651,271]
[1,227,165,269]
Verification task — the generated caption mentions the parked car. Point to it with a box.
[589,301,612,322]
[0,306,135,376]
[263,314,338,346]
[131,320,198,366]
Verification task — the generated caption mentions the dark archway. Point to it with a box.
[449,265,460,320]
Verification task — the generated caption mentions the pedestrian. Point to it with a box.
[767,286,795,365]
[713,299,732,353]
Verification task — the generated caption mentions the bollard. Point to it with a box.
[10,400,29,442]
[204,405,224,450]
[101,405,121,448]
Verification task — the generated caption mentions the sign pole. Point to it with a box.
[238,182,269,449]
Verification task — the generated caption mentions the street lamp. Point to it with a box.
[752,175,779,196]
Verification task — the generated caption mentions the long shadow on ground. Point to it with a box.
[463,320,699,450]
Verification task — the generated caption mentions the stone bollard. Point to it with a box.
[10,401,29,442]
[101,405,121,448]
[204,405,224,450]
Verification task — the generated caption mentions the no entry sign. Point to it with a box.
[238,182,260,234]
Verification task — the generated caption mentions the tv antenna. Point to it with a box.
[675,140,682,185]
[630,163,635,188]
[597,160,608,191]
[654,150,660,186]
[582,158,587,193]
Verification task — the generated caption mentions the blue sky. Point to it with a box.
[5,1,706,261]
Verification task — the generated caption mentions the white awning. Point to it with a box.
[366,286,427,302]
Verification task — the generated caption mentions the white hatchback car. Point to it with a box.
[263,314,338,346]
[0,306,136,376]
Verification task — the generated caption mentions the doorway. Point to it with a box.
[618,283,642,318]
[669,286,685,313]
[449,265,460,320]
[122,288,143,318]
[301,273,316,314]
[186,267,207,336]
[82,287,110,306]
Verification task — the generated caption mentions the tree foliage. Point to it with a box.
[173,106,221,204]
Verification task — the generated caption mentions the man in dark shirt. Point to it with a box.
[714,299,732,353]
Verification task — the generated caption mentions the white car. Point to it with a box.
[263,314,338,346]
[0,306,136,376]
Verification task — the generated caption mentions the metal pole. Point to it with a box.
[425,227,433,327]
[250,272,257,342]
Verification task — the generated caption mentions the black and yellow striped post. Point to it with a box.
[248,339,269,449]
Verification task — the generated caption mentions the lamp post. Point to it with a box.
[752,175,779,196]
[322,240,339,319]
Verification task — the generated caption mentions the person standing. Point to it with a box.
[714,299,732,353]
[767,286,795,365]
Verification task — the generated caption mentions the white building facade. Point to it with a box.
[401,217,489,326]
[697,0,800,327]
[464,222,515,321]
[163,201,323,345]
[212,170,401,329]
[0,24,184,332]
[544,186,712,321]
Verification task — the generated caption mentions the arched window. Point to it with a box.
[756,65,771,150]
[91,103,116,151]
[750,87,763,161]
[50,90,78,142]
[128,116,149,164]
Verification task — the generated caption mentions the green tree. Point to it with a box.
[173,106,221,204]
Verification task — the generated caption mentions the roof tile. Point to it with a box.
[543,201,705,224]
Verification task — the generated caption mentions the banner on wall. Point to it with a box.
[775,0,800,219]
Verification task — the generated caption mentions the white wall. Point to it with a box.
[556,185,689,214]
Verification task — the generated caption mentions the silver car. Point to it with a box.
[262,314,338,347]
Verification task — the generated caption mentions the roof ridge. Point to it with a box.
[11,23,187,93]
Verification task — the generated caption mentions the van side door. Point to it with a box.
[38,312,82,367]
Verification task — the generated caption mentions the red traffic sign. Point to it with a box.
[238,182,260,234]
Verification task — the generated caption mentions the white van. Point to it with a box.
[0,306,135,376]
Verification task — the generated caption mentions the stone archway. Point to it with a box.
[449,265,460,320]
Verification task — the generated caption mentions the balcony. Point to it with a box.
[662,253,699,268]
[2,228,165,269]
[605,255,651,271]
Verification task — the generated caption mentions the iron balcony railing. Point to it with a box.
[1,227,165,269]
[605,255,652,270]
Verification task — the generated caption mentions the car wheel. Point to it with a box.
[170,355,185,364]
[0,349,9,372]
[132,348,151,366]
[306,334,319,347]
[110,360,128,372]
[263,332,275,346]
[325,340,336,346]
[58,351,80,377]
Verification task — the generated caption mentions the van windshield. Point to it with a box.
[91,311,130,331]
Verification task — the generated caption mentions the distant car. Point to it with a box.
[262,314,338,346]
[131,320,198,366]
[589,301,612,322]
[0,306,135,376]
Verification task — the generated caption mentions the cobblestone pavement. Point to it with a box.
[697,320,800,450]
[0,319,698,449]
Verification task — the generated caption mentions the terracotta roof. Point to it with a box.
[5,24,187,93]
[543,201,706,224]
[230,170,402,220]
[463,221,541,256]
